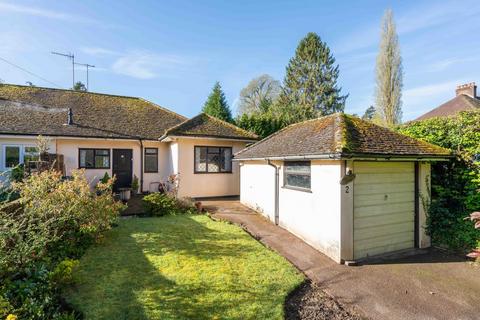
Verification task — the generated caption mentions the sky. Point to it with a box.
[0,0,479,121]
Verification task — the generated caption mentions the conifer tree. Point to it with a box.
[279,32,347,120]
[202,82,233,122]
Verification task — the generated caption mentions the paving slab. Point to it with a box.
[203,199,480,320]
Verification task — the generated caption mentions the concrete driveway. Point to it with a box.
[203,199,480,320]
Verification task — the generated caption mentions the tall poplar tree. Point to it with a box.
[279,32,347,121]
[375,9,403,127]
[202,82,233,122]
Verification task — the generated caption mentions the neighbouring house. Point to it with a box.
[0,84,258,198]
[235,113,451,263]
[415,82,480,121]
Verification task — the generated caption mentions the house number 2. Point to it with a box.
[345,186,350,193]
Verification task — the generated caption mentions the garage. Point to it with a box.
[235,113,451,263]
[353,161,415,260]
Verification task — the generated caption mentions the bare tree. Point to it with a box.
[375,9,403,127]
[237,74,281,116]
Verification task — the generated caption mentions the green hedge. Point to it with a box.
[399,111,480,250]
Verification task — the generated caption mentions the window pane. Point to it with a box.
[195,147,207,172]
[207,152,220,172]
[24,146,39,163]
[145,148,157,155]
[285,161,311,174]
[95,155,109,168]
[284,161,311,189]
[220,148,232,172]
[208,147,220,154]
[145,148,158,172]
[5,146,20,168]
[80,149,94,168]
[96,149,109,156]
[286,174,311,189]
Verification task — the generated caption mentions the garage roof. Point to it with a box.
[234,113,452,160]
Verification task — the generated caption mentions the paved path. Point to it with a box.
[203,199,480,320]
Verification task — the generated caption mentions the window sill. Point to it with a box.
[282,185,312,193]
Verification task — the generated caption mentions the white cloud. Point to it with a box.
[426,57,480,72]
[0,2,115,27]
[81,47,119,57]
[111,51,190,80]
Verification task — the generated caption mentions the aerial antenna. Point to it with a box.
[74,62,95,91]
[51,51,75,87]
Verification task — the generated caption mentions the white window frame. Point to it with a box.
[2,144,39,170]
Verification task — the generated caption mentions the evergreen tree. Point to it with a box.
[375,9,403,127]
[362,105,376,120]
[279,32,347,119]
[202,82,233,122]
[73,81,87,92]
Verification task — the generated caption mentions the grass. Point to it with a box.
[64,215,304,320]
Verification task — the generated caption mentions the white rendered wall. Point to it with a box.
[239,160,276,220]
[240,159,343,262]
[174,137,247,198]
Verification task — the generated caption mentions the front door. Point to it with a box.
[112,149,133,192]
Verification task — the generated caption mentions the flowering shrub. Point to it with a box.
[0,169,125,319]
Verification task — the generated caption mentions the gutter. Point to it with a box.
[234,153,452,162]
[266,160,280,225]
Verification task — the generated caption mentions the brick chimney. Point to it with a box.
[455,82,477,98]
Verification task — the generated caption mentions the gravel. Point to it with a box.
[285,281,364,320]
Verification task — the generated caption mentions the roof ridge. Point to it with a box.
[460,94,480,109]
[0,83,147,100]
[137,97,187,120]
[160,114,201,140]
[201,113,258,138]
[235,113,341,158]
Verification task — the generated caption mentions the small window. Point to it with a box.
[4,146,20,168]
[144,148,158,173]
[194,146,232,173]
[79,149,110,169]
[284,161,311,190]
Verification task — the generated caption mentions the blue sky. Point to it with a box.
[0,0,479,120]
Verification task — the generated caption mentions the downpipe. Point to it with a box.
[267,160,279,225]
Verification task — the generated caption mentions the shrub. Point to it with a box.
[50,259,79,286]
[142,192,178,216]
[399,111,480,251]
[235,112,290,139]
[142,193,198,216]
[0,169,125,319]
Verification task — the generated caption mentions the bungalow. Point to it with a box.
[0,84,258,198]
[234,113,451,263]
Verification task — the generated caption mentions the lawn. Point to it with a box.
[64,215,304,320]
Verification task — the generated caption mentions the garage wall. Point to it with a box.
[239,159,343,262]
[239,160,276,220]
[278,160,343,262]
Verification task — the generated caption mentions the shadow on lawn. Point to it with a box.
[67,215,284,320]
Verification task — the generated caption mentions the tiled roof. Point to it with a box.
[0,84,186,140]
[160,113,258,141]
[234,113,451,160]
[415,95,480,121]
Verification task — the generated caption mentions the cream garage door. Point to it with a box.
[353,161,415,260]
